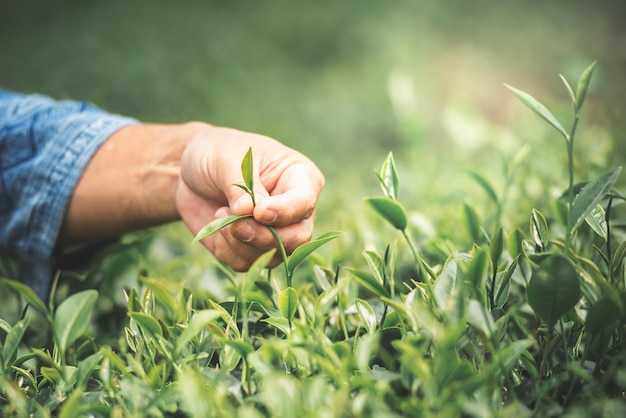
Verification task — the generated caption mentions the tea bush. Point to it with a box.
[2,64,626,417]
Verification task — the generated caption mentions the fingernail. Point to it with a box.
[260,209,277,224]
[233,222,255,242]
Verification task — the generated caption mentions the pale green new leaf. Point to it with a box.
[571,167,621,233]
[241,146,254,193]
[530,208,549,250]
[175,309,223,354]
[378,152,399,199]
[559,74,576,105]
[354,298,377,334]
[192,214,253,243]
[53,290,99,353]
[287,231,343,274]
[129,312,163,339]
[346,267,391,299]
[505,83,569,140]
[465,169,499,205]
[585,204,607,239]
[575,61,597,112]
[278,287,298,321]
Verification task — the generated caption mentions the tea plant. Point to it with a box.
[2,62,626,417]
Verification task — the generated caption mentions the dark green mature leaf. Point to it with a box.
[504,84,569,140]
[53,290,98,353]
[346,267,391,299]
[364,196,407,230]
[278,287,298,321]
[465,169,499,205]
[287,231,343,274]
[571,167,622,233]
[2,317,30,371]
[192,214,253,243]
[575,61,597,112]
[527,254,581,328]
[585,297,621,336]
[1,278,50,318]
[378,152,399,199]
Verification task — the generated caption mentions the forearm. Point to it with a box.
[57,122,205,245]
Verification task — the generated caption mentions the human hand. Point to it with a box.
[175,123,325,271]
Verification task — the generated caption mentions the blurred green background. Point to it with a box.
[1,0,625,297]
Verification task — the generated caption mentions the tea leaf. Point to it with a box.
[462,202,481,243]
[241,146,255,194]
[2,317,30,371]
[527,254,581,328]
[584,204,607,239]
[364,196,407,230]
[346,267,391,299]
[243,249,276,298]
[354,298,377,334]
[0,278,50,319]
[192,214,253,243]
[504,84,569,140]
[530,209,549,250]
[489,226,504,267]
[585,297,621,336]
[378,152,399,199]
[287,231,344,274]
[278,287,298,321]
[363,249,385,285]
[494,256,518,309]
[53,290,98,353]
[575,61,597,112]
[129,312,163,339]
[224,339,255,358]
[465,169,499,205]
[506,228,526,258]
[571,167,621,233]
[559,74,576,106]
[175,309,223,354]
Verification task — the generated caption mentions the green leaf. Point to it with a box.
[585,297,621,336]
[461,202,481,243]
[364,196,407,230]
[354,298,377,334]
[175,309,223,354]
[571,167,622,233]
[346,267,391,299]
[465,169,499,205]
[530,208,549,250]
[287,231,343,274]
[584,204,607,239]
[494,256,518,309]
[241,146,254,194]
[223,339,255,358]
[278,287,298,321]
[612,240,626,278]
[433,258,461,311]
[378,152,399,199]
[559,74,576,105]
[75,351,103,388]
[243,249,276,298]
[1,278,50,319]
[575,61,597,112]
[489,226,504,267]
[139,277,178,320]
[2,317,30,371]
[192,214,253,243]
[129,312,163,339]
[506,228,526,258]
[504,83,569,140]
[527,254,581,328]
[53,290,98,353]
[363,249,385,285]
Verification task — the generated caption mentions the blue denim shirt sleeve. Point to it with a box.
[0,89,138,298]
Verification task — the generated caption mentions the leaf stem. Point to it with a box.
[267,226,291,287]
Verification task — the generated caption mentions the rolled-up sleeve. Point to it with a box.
[0,89,138,298]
